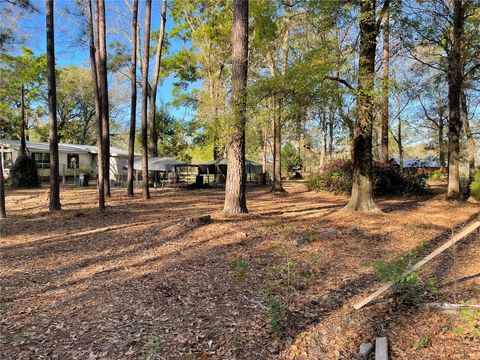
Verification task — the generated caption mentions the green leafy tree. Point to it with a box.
[0,48,46,149]
[281,143,302,178]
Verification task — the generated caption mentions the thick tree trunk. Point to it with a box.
[97,0,110,197]
[20,84,26,154]
[345,0,380,212]
[461,89,476,182]
[446,0,464,199]
[0,154,6,219]
[86,0,105,211]
[380,0,390,163]
[224,0,248,214]
[141,0,152,199]
[148,0,167,158]
[127,0,138,197]
[46,0,61,211]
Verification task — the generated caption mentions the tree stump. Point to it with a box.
[179,214,211,226]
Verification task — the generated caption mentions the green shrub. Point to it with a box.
[281,143,302,178]
[452,308,480,338]
[9,154,40,189]
[262,292,287,337]
[230,256,249,282]
[372,248,437,306]
[470,169,480,201]
[428,169,447,181]
[307,159,427,196]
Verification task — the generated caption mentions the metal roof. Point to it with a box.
[391,156,442,168]
[0,139,132,157]
[125,156,191,171]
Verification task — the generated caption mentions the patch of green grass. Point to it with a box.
[230,256,249,282]
[413,335,429,349]
[144,335,164,360]
[262,291,287,337]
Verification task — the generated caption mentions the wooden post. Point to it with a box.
[354,221,480,310]
[375,337,388,360]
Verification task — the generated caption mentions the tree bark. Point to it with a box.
[328,107,334,159]
[86,0,105,211]
[97,0,110,197]
[380,0,390,163]
[446,0,465,199]
[345,0,380,212]
[127,0,138,197]
[224,0,248,214]
[0,152,6,219]
[461,89,476,182]
[272,94,284,192]
[262,128,268,184]
[141,0,152,199]
[320,111,326,166]
[438,116,446,168]
[398,116,403,173]
[148,0,167,158]
[46,0,61,211]
[20,83,26,154]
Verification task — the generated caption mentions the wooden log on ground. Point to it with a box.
[354,220,480,310]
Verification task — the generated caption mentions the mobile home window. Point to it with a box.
[3,152,12,168]
[32,153,50,168]
[67,154,79,169]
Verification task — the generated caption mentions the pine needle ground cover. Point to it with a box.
[1,183,479,359]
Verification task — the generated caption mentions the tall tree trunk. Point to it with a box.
[46,0,61,211]
[461,89,476,182]
[320,111,326,166]
[328,107,334,159]
[211,64,224,160]
[380,0,390,163]
[345,0,380,212]
[446,0,465,199]
[20,83,26,154]
[224,0,248,214]
[398,117,403,173]
[86,0,105,211]
[262,128,267,184]
[127,0,138,197]
[438,117,445,168]
[97,0,110,197]
[269,2,291,194]
[0,153,6,219]
[141,0,152,199]
[272,95,284,192]
[148,0,167,158]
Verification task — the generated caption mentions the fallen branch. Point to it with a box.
[243,295,268,310]
[423,302,480,314]
[354,220,480,310]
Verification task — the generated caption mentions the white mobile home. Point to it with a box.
[0,139,131,185]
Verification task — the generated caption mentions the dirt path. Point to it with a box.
[1,183,479,359]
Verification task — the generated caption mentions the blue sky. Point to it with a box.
[15,0,197,127]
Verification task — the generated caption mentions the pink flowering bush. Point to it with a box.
[307,159,427,196]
